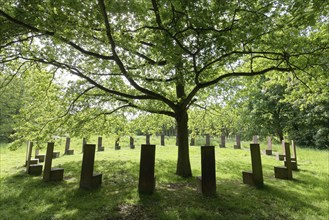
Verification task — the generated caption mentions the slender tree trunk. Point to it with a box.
[274,113,284,141]
[278,133,284,142]
[146,134,150,145]
[175,109,192,177]
[276,127,284,141]
[190,137,195,146]
[160,134,165,146]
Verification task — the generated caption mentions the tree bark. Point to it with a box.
[276,126,284,141]
[175,109,192,177]
[190,137,195,146]
[146,134,151,145]
[278,132,284,142]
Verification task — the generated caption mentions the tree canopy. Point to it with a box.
[1,0,328,177]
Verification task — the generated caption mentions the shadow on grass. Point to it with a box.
[0,158,327,220]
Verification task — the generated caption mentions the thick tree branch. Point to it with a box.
[95,104,132,117]
[110,96,175,117]
[184,66,294,108]
[98,0,177,110]
[133,51,167,66]
[19,55,153,101]
[61,86,97,118]
[201,67,293,88]
[129,103,176,117]
[0,61,31,89]
[151,0,163,27]
[120,44,167,66]
[103,96,176,117]
[198,50,284,75]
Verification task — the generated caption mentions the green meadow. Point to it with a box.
[0,136,328,220]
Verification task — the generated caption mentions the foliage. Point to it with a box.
[130,113,175,135]
[234,75,292,141]
[0,75,24,142]
[284,76,329,149]
[188,105,238,137]
[1,0,328,176]
[231,73,329,149]
[7,67,68,149]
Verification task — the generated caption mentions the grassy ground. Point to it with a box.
[0,136,328,220]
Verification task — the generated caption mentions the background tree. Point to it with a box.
[0,74,25,142]
[1,0,328,177]
[231,71,328,148]
[8,67,68,148]
[235,76,292,141]
[131,113,174,137]
[283,71,329,149]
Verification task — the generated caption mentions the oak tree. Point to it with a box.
[1,0,327,177]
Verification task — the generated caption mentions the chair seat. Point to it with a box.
[50,168,64,181]
[28,164,43,176]
[242,171,254,185]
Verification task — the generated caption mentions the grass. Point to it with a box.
[0,135,328,220]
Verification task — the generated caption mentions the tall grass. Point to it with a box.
[0,135,328,220]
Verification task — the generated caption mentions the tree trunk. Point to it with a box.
[175,109,192,177]
[279,133,284,142]
[160,134,165,146]
[190,137,195,146]
[274,112,284,141]
[276,127,284,141]
[146,134,150,145]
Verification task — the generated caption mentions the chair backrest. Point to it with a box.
[201,145,216,194]
[138,144,156,194]
[43,142,54,181]
[284,143,293,179]
[65,137,70,152]
[26,142,33,173]
[250,143,263,187]
[80,144,96,187]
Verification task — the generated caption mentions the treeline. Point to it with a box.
[1,72,328,149]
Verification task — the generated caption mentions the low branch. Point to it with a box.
[0,61,31,89]
[198,50,284,75]
[0,34,44,49]
[35,86,96,137]
[112,97,176,117]
[184,66,293,108]
[19,55,154,100]
[131,105,176,117]
[95,104,132,117]
[201,67,293,89]
[59,86,96,118]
